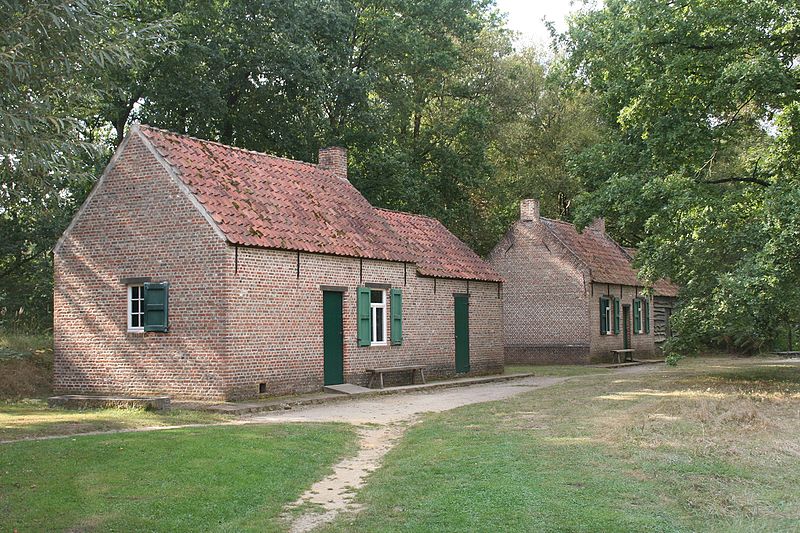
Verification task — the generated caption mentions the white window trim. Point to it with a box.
[128,285,145,333]
[634,299,644,334]
[370,289,387,346]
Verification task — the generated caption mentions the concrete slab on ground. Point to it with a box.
[598,359,665,369]
[323,383,373,395]
[177,373,535,416]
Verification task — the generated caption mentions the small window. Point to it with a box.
[633,297,651,335]
[370,289,387,345]
[600,297,613,336]
[128,285,144,332]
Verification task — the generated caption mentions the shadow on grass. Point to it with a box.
[703,364,800,387]
[0,400,228,441]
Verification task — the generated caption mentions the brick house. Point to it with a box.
[487,199,678,364]
[53,125,503,400]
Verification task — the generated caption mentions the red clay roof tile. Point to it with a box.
[137,126,500,282]
[541,218,667,289]
[376,209,503,282]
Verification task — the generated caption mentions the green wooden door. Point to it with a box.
[323,291,344,385]
[622,305,631,349]
[454,295,470,373]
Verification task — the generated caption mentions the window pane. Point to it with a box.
[129,285,144,330]
[375,308,384,341]
[371,290,384,304]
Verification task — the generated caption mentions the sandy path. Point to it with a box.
[243,376,568,532]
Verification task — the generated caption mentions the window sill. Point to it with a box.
[370,342,388,347]
[127,328,145,334]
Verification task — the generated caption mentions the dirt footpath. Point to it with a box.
[243,376,569,532]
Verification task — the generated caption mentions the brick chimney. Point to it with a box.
[318,146,348,181]
[520,199,540,222]
[589,217,606,233]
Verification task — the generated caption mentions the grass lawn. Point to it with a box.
[0,399,231,441]
[325,357,800,532]
[0,423,357,532]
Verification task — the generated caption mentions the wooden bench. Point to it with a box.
[610,349,635,364]
[366,365,426,389]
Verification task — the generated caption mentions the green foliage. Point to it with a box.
[2,0,603,329]
[566,0,800,352]
[0,0,173,330]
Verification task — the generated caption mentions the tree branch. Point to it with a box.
[704,176,770,187]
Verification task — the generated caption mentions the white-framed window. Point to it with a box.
[634,296,650,335]
[600,296,613,336]
[128,285,145,332]
[370,289,387,345]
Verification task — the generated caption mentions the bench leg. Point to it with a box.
[379,372,384,389]
[420,368,426,384]
[368,373,374,389]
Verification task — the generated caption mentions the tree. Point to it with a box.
[564,0,800,353]
[0,0,172,330]
[482,47,606,247]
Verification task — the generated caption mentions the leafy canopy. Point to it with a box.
[566,0,800,352]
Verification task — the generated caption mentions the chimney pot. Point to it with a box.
[520,199,540,222]
[318,146,348,181]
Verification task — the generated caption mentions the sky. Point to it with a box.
[494,0,583,47]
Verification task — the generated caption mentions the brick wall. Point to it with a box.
[488,221,591,364]
[54,132,504,400]
[588,282,656,362]
[488,216,658,365]
[54,133,231,399]
[224,247,504,398]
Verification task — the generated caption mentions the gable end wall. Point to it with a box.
[53,133,232,399]
[488,221,591,364]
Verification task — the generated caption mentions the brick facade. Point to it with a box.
[53,130,503,400]
[225,248,502,398]
[588,282,656,361]
[488,200,657,364]
[54,133,231,399]
[487,223,591,363]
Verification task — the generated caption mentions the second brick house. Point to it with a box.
[53,125,504,400]
[488,199,678,364]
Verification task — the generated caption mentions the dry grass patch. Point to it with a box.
[325,357,800,532]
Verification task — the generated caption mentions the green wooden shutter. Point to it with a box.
[599,298,607,335]
[390,288,402,345]
[357,287,371,346]
[633,299,641,334]
[143,282,169,332]
[644,298,651,334]
[613,297,621,335]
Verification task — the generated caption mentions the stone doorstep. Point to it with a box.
[178,373,536,416]
[47,395,170,411]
